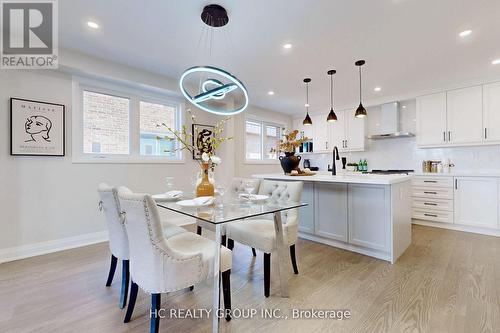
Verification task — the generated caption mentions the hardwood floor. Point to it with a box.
[1,224,500,333]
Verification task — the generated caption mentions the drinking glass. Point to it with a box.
[216,184,226,207]
[165,177,174,192]
[243,181,255,200]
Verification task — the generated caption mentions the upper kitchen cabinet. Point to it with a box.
[345,109,365,151]
[446,86,483,145]
[483,82,500,142]
[329,109,365,152]
[416,92,447,146]
[311,114,329,152]
[416,83,500,148]
[293,117,313,140]
[329,109,346,151]
[293,110,365,153]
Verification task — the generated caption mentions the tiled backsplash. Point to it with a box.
[306,137,500,172]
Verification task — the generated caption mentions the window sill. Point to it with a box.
[244,160,280,165]
[72,156,186,164]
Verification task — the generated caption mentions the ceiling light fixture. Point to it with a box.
[459,30,472,37]
[87,21,99,29]
[374,87,382,92]
[303,78,312,126]
[354,60,367,118]
[327,70,337,122]
[492,58,500,65]
[283,43,292,49]
[268,90,275,95]
[179,4,249,116]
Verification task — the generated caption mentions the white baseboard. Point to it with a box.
[412,219,500,237]
[0,230,109,264]
[298,232,392,263]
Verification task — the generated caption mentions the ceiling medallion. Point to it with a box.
[180,4,249,116]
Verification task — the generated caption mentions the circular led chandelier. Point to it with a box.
[179,4,249,116]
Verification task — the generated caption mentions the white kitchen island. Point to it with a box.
[254,173,413,263]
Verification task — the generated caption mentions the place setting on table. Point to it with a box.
[145,111,306,333]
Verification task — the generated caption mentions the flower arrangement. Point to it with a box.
[157,109,232,170]
[276,129,309,154]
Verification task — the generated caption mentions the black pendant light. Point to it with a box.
[327,70,337,122]
[303,78,312,126]
[354,60,367,118]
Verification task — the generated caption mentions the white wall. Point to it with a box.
[303,100,500,172]
[233,105,292,178]
[0,52,231,260]
[0,50,292,261]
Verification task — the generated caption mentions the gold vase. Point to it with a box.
[196,163,215,197]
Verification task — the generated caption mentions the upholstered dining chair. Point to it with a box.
[196,177,261,249]
[225,180,303,297]
[97,183,187,309]
[117,187,233,332]
[98,183,132,309]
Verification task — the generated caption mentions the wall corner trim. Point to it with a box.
[0,231,109,264]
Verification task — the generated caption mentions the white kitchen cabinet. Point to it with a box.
[314,183,348,242]
[311,114,329,152]
[416,92,447,146]
[298,182,315,234]
[454,177,498,229]
[446,86,483,144]
[328,109,365,152]
[345,109,365,151]
[293,118,313,140]
[329,110,346,151]
[348,184,390,251]
[483,82,500,142]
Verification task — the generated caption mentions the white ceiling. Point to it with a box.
[59,0,500,116]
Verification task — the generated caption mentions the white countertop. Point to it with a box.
[414,170,500,177]
[253,172,412,185]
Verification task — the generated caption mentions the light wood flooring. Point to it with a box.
[1,224,500,333]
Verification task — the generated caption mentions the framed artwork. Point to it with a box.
[10,98,65,156]
[191,123,214,160]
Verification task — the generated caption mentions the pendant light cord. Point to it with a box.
[330,74,333,108]
[359,66,362,103]
[306,82,309,114]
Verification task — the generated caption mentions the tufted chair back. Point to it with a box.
[258,180,303,242]
[117,187,204,293]
[228,177,261,195]
[98,183,129,259]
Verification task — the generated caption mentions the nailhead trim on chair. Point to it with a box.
[121,196,206,293]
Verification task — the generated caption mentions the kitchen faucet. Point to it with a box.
[331,146,340,175]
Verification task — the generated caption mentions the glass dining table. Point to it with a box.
[156,196,307,333]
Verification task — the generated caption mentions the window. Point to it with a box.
[139,101,178,157]
[74,78,183,163]
[83,91,130,155]
[245,119,283,162]
[245,120,262,159]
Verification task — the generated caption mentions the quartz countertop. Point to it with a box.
[253,172,412,185]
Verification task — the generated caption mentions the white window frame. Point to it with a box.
[244,117,284,165]
[72,76,185,164]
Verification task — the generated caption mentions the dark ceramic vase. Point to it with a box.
[279,153,301,174]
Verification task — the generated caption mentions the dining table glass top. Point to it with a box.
[156,196,307,224]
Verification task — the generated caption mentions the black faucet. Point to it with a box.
[331,146,340,175]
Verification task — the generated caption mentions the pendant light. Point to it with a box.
[354,60,367,118]
[327,70,337,122]
[303,78,312,126]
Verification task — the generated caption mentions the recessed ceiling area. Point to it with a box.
[59,0,500,116]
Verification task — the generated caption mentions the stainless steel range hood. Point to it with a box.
[368,102,415,139]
